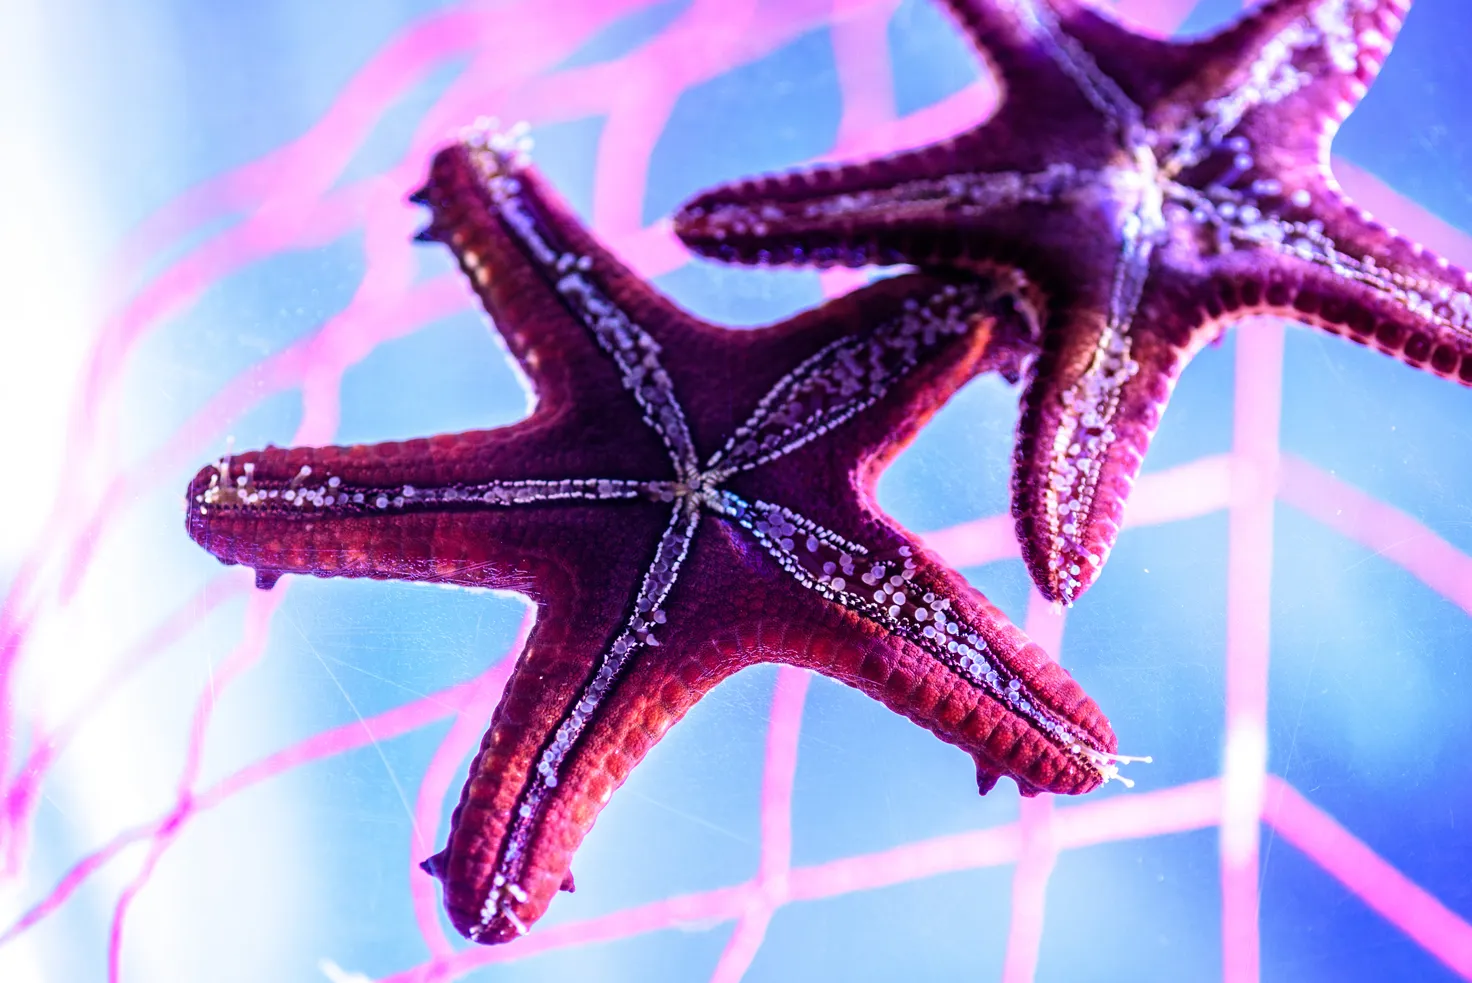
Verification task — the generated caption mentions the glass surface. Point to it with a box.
[1,1,1470,980]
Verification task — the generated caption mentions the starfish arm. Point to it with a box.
[425,483,1113,946]
[185,433,674,591]
[711,270,1119,791]
[669,0,1183,271]
[1156,0,1408,179]
[1007,281,1192,604]
[414,144,637,418]
[720,489,1119,796]
[1190,187,1472,384]
[417,133,704,476]
[717,274,1035,484]
[422,127,720,340]
[939,0,1150,126]
[701,271,1038,480]
[672,0,1465,615]
[939,0,1069,87]
[672,127,1094,272]
[787,264,1156,609]
[998,1,1232,112]
[424,501,733,944]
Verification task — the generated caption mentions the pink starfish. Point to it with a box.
[184,124,1133,943]
[675,0,1472,604]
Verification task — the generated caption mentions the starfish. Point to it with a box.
[184,124,1135,944]
[674,0,1472,605]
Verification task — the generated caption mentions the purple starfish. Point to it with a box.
[185,124,1133,943]
[675,0,1471,604]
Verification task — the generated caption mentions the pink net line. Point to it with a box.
[1,0,1470,980]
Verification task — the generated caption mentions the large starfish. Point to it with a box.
[675,0,1472,604]
[185,125,1131,944]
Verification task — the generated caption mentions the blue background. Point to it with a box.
[9,1,1472,980]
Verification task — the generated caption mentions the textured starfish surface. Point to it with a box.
[184,126,1129,944]
[676,0,1472,604]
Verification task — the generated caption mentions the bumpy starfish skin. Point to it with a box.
[675,0,1472,604]
[185,127,1126,943]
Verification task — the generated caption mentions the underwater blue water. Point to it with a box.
[11,1,1472,981]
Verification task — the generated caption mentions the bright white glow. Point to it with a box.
[0,0,99,566]
[0,1,92,978]
[1221,723,1268,866]
[0,4,311,981]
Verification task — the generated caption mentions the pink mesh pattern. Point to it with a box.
[2,1,1470,980]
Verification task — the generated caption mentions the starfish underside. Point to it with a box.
[186,127,1129,943]
[676,0,1472,604]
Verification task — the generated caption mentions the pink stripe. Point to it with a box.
[790,785,1220,908]
[384,778,1223,982]
[1053,778,1221,849]
[6,1,1471,978]
[0,2,649,777]
[759,669,809,885]
[1277,456,1472,616]
[1113,0,1201,34]
[831,80,997,162]
[0,578,247,877]
[921,453,1233,568]
[104,7,495,296]
[708,908,774,983]
[1,0,832,769]
[3,616,528,947]
[1221,318,1287,983]
[92,0,650,408]
[407,610,532,962]
[379,884,757,982]
[1125,454,1234,528]
[1332,159,1472,269]
[831,0,902,146]
[1002,795,1058,983]
[591,0,764,237]
[923,514,1020,569]
[199,664,494,811]
[707,666,810,983]
[106,587,284,983]
[0,821,155,947]
[1263,776,1472,980]
[1000,594,1065,983]
[27,439,1463,971]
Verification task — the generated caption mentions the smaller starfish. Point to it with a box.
[185,123,1133,944]
[675,0,1472,605]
